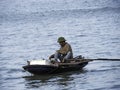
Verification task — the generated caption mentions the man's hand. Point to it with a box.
[56,50,60,53]
[49,54,54,60]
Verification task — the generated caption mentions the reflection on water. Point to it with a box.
[23,70,87,89]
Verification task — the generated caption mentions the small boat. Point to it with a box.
[23,56,92,75]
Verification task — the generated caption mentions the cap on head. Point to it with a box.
[57,37,66,43]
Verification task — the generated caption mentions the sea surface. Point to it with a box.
[0,0,120,90]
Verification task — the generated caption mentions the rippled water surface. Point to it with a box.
[0,0,120,90]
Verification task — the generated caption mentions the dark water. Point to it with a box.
[0,0,120,90]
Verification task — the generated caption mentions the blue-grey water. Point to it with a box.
[0,0,120,90]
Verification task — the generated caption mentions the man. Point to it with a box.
[49,37,73,62]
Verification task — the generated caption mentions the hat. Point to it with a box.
[57,37,66,42]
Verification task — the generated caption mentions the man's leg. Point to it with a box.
[64,52,72,59]
[54,52,61,62]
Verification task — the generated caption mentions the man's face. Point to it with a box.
[59,41,65,47]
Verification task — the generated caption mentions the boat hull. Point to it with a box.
[23,62,88,75]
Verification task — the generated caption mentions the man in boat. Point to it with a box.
[49,37,73,62]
